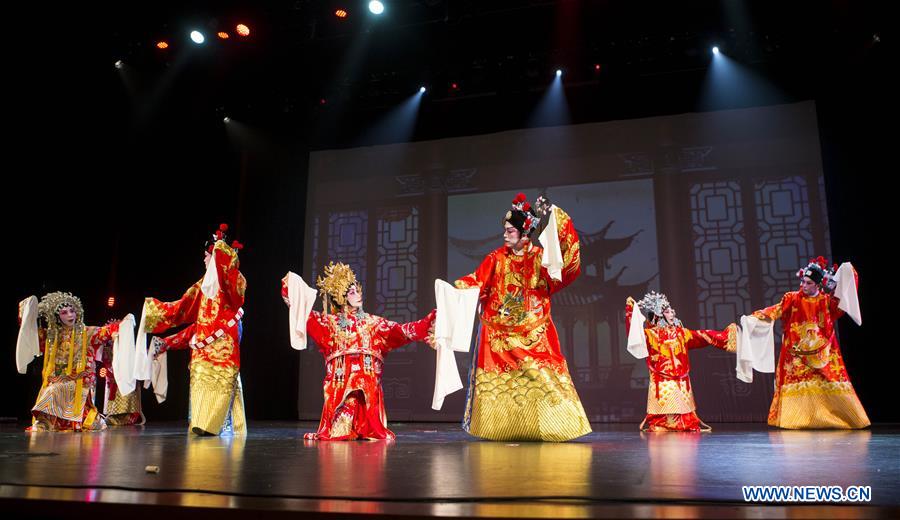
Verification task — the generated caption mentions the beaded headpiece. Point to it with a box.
[37,291,84,326]
[636,291,671,318]
[317,262,360,313]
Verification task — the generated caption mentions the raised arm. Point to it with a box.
[545,206,582,295]
[211,240,246,312]
[625,296,636,332]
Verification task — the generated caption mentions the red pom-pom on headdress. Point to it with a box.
[523,216,533,230]
[231,240,244,250]
[206,223,234,252]
[507,192,541,236]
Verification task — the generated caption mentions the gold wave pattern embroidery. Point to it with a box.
[770,380,870,429]
[468,357,591,441]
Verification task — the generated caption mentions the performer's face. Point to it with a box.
[346,284,363,309]
[58,306,77,327]
[662,307,676,324]
[204,250,212,267]
[800,276,819,296]
[503,223,525,250]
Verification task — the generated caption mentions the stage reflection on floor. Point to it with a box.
[1,422,898,517]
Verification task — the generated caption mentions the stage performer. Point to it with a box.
[96,338,145,426]
[282,264,435,440]
[15,291,134,432]
[625,291,737,432]
[141,224,247,436]
[747,257,868,429]
[451,193,591,441]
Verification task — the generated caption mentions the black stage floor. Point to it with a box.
[1,421,898,519]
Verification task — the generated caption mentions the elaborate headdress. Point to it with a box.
[503,193,541,237]
[636,291,670,318]
[37,292,87,345]
[636,291,681,326]
[205,223,244,253]
[797,256,837,286]
[316,262,359,313]
[37,291,84,326]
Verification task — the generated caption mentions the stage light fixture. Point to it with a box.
[114,60,124,69]
[419,86,426,93]
[712,46,720,55]
[156,41,169,49]
[335,9,348,19]
[369,1,385,15]
[190,30,205,44]
[218,32,230,39]
[555,69,562,77]
[236,24,250,37]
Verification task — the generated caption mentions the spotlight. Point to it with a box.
[156,41,169,49]
[594,63,601,72]
[419,86,426,93]
[369,1,385,15]
[319,98,327,105]
[217,32,230,39]
[114,60,124,69]
[335,9,349,19]
[223,116,231,123]
[712,46,720,55]
[236,24,250,37]
[451,82,459,90]
[107,297,116,308]
[555,69,562,77]
[190,30,205,44]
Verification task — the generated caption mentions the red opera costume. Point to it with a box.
[625,293,736,432]
[751,259,869,429]
[283,266,436,441]
[456,196,591,441]
[143,231,247,436]
[303,307,435,440]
